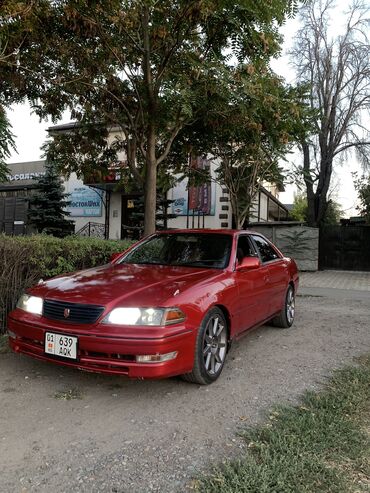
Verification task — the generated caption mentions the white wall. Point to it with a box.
[250,199,259,222]
[61,147,285,238]
[62,173,122,239]
[259,194,268,222]
[62,173,106,233]
[60,127,126,237]
[167,159,232,230]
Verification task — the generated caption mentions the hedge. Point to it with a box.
[0,235,133,333]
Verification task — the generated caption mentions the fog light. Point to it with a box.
[7,330,16,339]
[136,351,178,363]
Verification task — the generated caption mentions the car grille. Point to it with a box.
[43,299,105,324]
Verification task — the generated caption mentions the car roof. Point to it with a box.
[157,229,259,236]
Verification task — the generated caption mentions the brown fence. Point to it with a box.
[319,226,370,271]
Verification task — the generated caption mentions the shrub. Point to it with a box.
[0,235,133,333]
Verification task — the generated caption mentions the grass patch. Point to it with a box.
[0,334,10,354]
[196,355,370,493]
[53,388,83,400]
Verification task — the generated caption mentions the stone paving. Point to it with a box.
[300,270,370,292]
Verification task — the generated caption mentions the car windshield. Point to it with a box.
[119,233,232,269]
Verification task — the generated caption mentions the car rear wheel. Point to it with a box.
[272,285,295,328]
[182,307,228,385]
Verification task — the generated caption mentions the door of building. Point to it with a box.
[121,195,143,240]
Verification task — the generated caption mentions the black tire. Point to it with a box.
[272,285,295,328]
[182,307,228,385]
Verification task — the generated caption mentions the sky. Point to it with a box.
[5,9,364,218]
[269,15,364,216]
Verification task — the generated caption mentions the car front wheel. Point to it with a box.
[272,285,295,328]
[182,307,228,385]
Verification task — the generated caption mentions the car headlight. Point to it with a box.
[16,294,43,315]
[102,307,185,326]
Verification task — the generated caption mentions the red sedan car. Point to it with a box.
[8,230,298,385]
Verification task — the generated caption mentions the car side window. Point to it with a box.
[252,235,279,263]
[236,235,256,262]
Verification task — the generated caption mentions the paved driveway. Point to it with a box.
[300,270,370,291]
[0,271,369,492]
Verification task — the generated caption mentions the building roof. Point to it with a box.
[7,160,45,167]
[48,121,122,134]
[259,186,289,213]
[0,160,46,190]
[47,122,80,133]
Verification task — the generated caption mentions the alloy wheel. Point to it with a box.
[286,288,295,324]
[202,316,227,376]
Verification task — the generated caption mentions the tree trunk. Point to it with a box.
[141,6,158,237]
[239,187,257,228]
[143,128,157,236]
[240,202,252,229]
[229,193,240,230]
[315,156,332,226]
[162,190,168,230]
[126,136,143,187]
[303,144,333,227]
[302,141,317,227]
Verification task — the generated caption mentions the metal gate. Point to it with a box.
[319,226,370,271]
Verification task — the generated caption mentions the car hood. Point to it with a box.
[31,263,222,307]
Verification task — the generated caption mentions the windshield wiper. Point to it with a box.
[172,260,221,268]
[123,260,164,265]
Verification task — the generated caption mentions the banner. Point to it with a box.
[67,186,102,217]
[188,156,212,214]
[171,157,215,216]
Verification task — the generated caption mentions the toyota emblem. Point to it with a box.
[63,308,71,318]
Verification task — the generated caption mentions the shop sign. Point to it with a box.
[6,172,45,181]
[67,186,102,217]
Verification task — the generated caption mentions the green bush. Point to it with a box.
[0,234,133,333]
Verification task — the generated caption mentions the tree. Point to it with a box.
[290,192,342,224]
[0,2,52,182]
[1,0,300,235]
[129,194,178,237]
[290,0,370,227]
[290,193,307,222]
[0,1,24,183]
[322,199,342,225]
[214,75,308,228]
[0,107,14,182]
[354,173,370,222]
[172,69,309,228]
[28,164,74,237]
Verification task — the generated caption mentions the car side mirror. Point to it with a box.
[236,256,261,271]
[110,252,122,263]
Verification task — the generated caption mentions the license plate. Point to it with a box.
[45,332,78,360]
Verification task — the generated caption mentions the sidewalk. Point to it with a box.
[299,270,370,301]
[300,270,370,292]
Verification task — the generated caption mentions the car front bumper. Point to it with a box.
[7,314,196,379]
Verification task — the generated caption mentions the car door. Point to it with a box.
[251,234,289,316]
[233,234,270,333]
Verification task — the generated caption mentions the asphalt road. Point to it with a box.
[0,276,369,492]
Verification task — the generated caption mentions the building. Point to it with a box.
[0,160,45,235]
[0,123,289,238]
